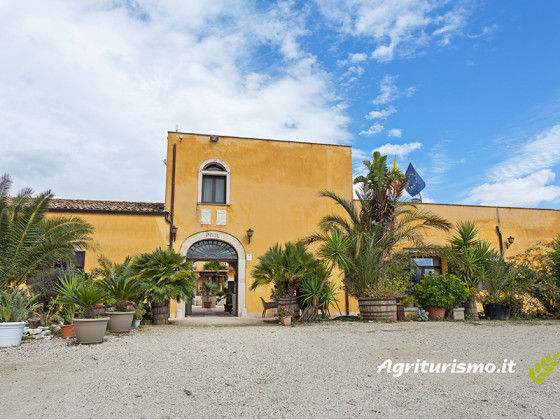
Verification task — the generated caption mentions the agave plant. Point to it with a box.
[0,174,94,290]
[95,256,143,311]
[0,287,41,322]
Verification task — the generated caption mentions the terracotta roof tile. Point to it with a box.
[48,199,165,213]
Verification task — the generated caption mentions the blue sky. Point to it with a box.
[1,1,559,208]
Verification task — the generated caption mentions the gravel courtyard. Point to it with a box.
[1,318,559,419]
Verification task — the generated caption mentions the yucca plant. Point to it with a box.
[55,274,106,319]
[0,287,41,322]
[0,174,94,290]
[95,256,143,311]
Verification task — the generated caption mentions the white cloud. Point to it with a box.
[464,125,560,207]
[366,106,396,120]
[374,142,422,157]
[349,53,368,63]
[316,0,475,62]
[387,128,402,138]
[0,0,350,201]
[489,125,560,181]
[465,170,560,207]
[360,123,384,136]
[371,74,415,105]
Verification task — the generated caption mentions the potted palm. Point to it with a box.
[55,274,109,344]
[481,258,528,320]
[0,287,41,347]
[310,152,451,321]
[96,256,143,332]
[411,274,469,320]
[131,248,198,325]
[200,281,219,308]
[250,242,317,318]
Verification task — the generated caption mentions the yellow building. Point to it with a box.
[47,132,560,316]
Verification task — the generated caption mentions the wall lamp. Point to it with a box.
[246,228,254,244]
[506,236,515,249]
[171,226,178,242]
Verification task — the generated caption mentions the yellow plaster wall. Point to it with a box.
[165,132,353,315]
[46,211,168,271]
[416,203,560,255]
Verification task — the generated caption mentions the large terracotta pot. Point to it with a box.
[106,311,134,332]
[358,297,397,321]
[74,318,109,344]
[0,321,26,347]
[427,306,446,321]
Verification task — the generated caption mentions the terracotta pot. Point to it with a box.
[427,306,446,321]
[60,324,76,338]
[106,311,134,332]
[74,318,109,344]
[202,301,212,309]
[280,316,292,326]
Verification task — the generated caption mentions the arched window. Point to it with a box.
[198,159,231,205]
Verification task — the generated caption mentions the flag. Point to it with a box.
[405,162,425,197]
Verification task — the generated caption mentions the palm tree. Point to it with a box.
[0,174,94,290]
[313,152,451,301]
[445,220,497,320]
[250,241,317,298]
[130,247,198,324]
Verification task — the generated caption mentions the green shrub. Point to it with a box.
[411,274,469,310]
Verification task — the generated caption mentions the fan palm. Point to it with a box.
[130,247,198,304]
[250,241,317,297]
[0,174,94,290]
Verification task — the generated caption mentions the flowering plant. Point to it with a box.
[276,306,294,318]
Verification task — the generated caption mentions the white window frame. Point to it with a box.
[198,159,231,205]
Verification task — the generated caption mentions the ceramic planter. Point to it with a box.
[106,311,134,332]
[427,306,446,321]
[0,321,26,347]
[74,318,109,344]
[60,324,76,338]
[452,307,465,321]
[131,319,141,328]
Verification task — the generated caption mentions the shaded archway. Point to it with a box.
[180,232,246,316]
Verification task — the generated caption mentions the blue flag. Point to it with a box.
[405,163,425,197]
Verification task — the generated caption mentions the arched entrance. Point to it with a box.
[179,231,247,317]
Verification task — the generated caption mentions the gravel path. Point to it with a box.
[1,319,559,419]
